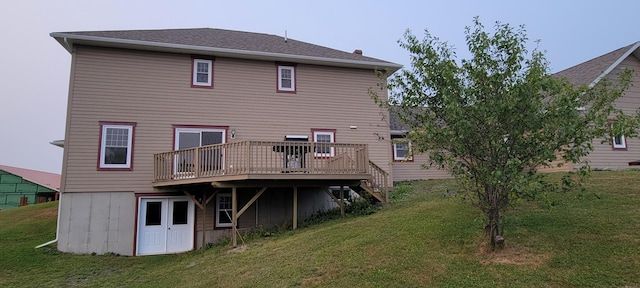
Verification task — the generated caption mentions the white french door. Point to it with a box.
[166,198,192,252]
[137,197,194,255]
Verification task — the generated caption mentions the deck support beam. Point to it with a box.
[232,187,237,247]
[293,186,298,230]
[184,190,218,249]
[323,187,345,216]
[237,187,266,218]
[340,186,345,216]
[201,191,217,249]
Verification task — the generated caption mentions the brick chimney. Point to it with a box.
[353,49,363,55]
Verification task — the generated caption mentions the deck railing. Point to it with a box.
[366,160,390,202]
[153,141,371,182]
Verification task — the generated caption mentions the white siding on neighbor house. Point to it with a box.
[60,45,392,194]
[579,55,640,170]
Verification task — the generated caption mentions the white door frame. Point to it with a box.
[136,196,194,256]
[173,128,227,177]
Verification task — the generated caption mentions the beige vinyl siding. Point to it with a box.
[536,157,573,173]
[393,152,572,182]
[392,153,451,182]
[194,191,257,231]
[62,45,392,193]
[580,55,640,170]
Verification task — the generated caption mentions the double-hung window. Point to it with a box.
[216,193,232,227]
[277,65,296,92]
[99,122,135,170]
[312,129,335,157]
[192,58,213,87]
[393,140,413,161]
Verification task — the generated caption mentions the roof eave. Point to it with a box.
[390,130,409,135]
[50,140,64,148]
[589,41,640,88]
[50,32,403,72]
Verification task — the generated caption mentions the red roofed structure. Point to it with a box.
[0,165,60,210]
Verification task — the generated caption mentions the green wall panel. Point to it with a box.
[36,186,54,192]
[16,183,38,193]
[0,183,17,192]
[0,174,22,184]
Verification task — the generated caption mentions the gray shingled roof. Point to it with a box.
[389,107,408,132]
[389,43,640,134]
[51,28,401,71]
[554,42,640,87]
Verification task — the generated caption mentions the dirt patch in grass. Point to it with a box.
[478,245,550,267]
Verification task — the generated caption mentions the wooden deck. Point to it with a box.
[152,141,389,201]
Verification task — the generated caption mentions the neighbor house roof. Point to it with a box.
[389,107,408,135]
[50,28,402,72]
[554,41,640,87]
[0,165,61,191]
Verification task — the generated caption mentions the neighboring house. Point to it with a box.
[388,112,451,182]
[0,165,60,210]
[51,28,401,256]
[389,42,640,181]
[554,41,640,170]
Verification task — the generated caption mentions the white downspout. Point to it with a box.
[62,37,72,53]
[35,193,61,248]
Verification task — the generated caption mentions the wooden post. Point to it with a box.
[340,186,345,216]
[200,191,217,249]
[202,194,206,249]
[293,186,298,230]
[194,147,200,177]
[232,187,237,247]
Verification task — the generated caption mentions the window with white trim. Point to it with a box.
[99,123,134,169]
[174,127,226,173]
[611,123,627,150]
[613,135,626,149]
[277,65,295,92]
[393,141,413,161]
[313,130,335,157]
[216,193,232,227]
[192,59,213,87]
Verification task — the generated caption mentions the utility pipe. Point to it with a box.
[35,193,62,248]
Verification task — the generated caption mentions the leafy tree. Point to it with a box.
[373,17,636,250]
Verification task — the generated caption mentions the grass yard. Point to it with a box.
[0,171,639,287]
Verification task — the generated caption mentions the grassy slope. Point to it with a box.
[0,171,638,287]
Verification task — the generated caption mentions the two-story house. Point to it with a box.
[51,28,401,256]
[388,42,640,182]
[554,41,640,170]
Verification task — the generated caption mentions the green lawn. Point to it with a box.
[1,171,639,287]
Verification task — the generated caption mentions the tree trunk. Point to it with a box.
[487,207,502,251]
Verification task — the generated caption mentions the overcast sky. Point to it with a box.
[0,0,637,174]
